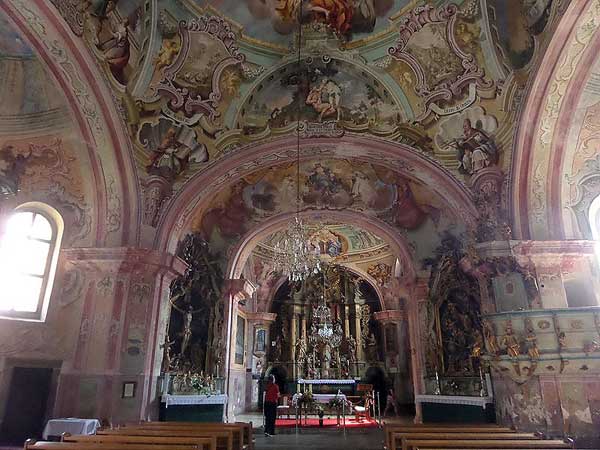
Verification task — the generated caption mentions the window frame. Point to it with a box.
[0,206,61,321]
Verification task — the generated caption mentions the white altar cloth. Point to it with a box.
[297,379,355,385]
[42,418,101,439]
[292,393,347,406]
[415,394,493,409]
[162,394,227,408]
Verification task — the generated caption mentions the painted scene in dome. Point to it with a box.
[489,0,554,70]
[197,0,412,42]
[191,159,450,248]
[238,59,401,133]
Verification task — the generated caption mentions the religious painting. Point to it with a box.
[235,315,246,365]
[489,0,554,70]
[201,0,408,42]
[401,22,463,91]
[194,159,443,245]
[388,4,494,122]
[139,117,208,182]
[82,0,139,86]
[435,106,500,176]
[237,58,401,133]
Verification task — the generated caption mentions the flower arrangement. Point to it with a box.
[295,391,314,408]
[190,372,216,395]
[172,370,216,395]
[328,395,352,411]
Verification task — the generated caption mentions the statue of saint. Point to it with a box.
[501,322,520,359]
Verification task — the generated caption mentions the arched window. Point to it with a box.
[0,204,62,321]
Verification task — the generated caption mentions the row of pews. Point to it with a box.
[383,424,575,450]
[25,421,254,450]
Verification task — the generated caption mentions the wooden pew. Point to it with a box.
[402,439,571,450]
[129,422,253,450]
[116,423,247,450]
[393,433,538,450]
[24,441,198,450]
[384,424,515,450]
[62,433,216,450]
[97,428,234,450]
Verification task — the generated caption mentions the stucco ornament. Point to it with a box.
[388,4,495,122]
[155,15,246,124]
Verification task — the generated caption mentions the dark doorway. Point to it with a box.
[364,366,387,411]
[1,367,53,444]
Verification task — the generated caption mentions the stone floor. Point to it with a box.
[254,427,384,450]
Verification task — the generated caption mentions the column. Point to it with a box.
[301,315,307,343]
[354,303,364,362]
[344,305,350,338]
[409,273,429,424]
[291,312,298,379]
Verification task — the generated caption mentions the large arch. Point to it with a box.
[227,210,417,283]
[0,0,142,246]
[155,134,479,253]
[511,0,600,240]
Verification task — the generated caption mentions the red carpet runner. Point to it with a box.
[275,417,379,428]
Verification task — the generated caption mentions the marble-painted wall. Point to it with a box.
[494,375,600,443]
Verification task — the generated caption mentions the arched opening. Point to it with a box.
[0,203,63,321]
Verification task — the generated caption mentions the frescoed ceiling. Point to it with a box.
[2,0,574,263]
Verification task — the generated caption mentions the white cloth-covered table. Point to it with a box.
[42,418,101,439]
[415,394,493,409]
[161,394,227,408]
[292,393,347,406]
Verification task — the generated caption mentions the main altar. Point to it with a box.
[262,265,387,427]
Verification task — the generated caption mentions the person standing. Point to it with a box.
[264,374,280,436]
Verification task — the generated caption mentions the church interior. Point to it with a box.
[0,0,600,449]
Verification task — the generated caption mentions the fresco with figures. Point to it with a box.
[43,0,567,212]
[188,158,462,261]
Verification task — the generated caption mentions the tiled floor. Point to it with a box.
[254,427,384,450]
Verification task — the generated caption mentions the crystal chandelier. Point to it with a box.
[310,268,343,347]
[272,8,322,282]
[273,217,321,282]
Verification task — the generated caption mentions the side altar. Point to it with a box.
[159,372,227,422]
[157,235,229,422]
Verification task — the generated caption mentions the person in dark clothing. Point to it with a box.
[264,374,280,436]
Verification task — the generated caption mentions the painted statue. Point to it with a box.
[501,321,521,358]
[97,17,130,84]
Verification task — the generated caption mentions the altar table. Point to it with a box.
[160,394,227,422]
[291,393,348,406]
[415,394,495,423]
[42,418,101,439]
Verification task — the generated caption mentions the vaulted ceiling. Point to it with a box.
[2,0,599,276]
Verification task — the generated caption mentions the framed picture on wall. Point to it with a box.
[122,382,136,398]
[235,315,246,365]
